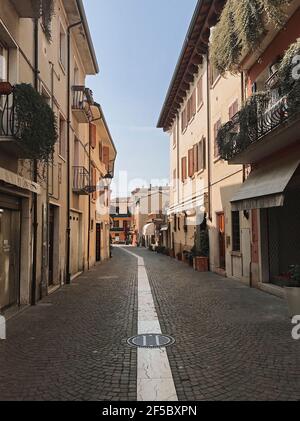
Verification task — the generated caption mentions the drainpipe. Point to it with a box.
[206,55,212,221]
[31,18,39,306]
[87,121,91,271]
[66,20,82,285]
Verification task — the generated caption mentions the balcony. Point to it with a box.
[0,86,25,158]
[73,166,95,195]
[72,86,94,123]
[217,74,300,164]
[11,0,36,18]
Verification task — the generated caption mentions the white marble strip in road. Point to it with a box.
[121,248,178,402]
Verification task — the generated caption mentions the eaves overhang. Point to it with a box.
[157,0,226,132]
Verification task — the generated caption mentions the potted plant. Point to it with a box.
[285,265,300,318]
[192,228,209,272]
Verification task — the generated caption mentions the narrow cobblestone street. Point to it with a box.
[0,247,299,401]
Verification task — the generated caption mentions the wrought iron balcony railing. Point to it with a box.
[0,89,19,138]
[73,166,96,195]
[217,82,295,162]
[72,86,94,122]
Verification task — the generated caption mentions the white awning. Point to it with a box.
[143,223,155,236]
[231,156,300,211]
[160,225,168,232]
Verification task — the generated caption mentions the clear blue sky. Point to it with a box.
[84,0,197,196]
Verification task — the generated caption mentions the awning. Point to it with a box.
[143,223,155,236]
[231,156,300,211]
[160,225,168,232]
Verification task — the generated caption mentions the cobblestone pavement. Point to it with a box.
[0,249,137,401]
[1,246,300,401]
[131,248,300,401]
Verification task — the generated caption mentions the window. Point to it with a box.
[59,114,67,158]
[178,215,181,231]
[0,43,8,82]
[232,211,241,252]
[59,23,67,69]
[197,76,203,108]
[116,206,120,215]
[214,119,222,158]
[174,214,177,232]
[198,137,206,171]
[114,220,120,228]
[188,148,194,177]
[181,157,187,182]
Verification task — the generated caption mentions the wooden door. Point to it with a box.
[217,213,226,270]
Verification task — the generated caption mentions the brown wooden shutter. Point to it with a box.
[99,141,103,161]
[90,123,97,149]
[103,146,109,171]
[198,138,206,171]
[188,148,194,177]
[193,144,198,173]
[181,157,187,182]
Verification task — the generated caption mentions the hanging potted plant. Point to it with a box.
[192,227,209,272]
[285,265,300,318]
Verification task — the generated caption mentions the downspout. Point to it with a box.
[206,54,212,221]
[66,20,82,285]
[31,17,39,306]
[87,121,91,271]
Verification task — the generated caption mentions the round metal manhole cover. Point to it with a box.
[127,334,175,349]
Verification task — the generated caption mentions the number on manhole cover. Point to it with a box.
[127,334,175,349]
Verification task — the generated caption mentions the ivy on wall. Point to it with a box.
[14,84,58,162]
[278,38,300,110]
[210,0,291,75]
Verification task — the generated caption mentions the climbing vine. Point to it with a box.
[210,0,291,75]
[278,38,300,110]
[31,0,55,41]
[217,92,270,160]
[14,84,58,162]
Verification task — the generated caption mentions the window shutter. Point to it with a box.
[181,157,187,182]
[90,123,97,149]
[193,144,198,173]
[99,141,103,161]
[188,148,194,177]
[102,146,110,171]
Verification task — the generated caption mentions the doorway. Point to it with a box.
[217,212,226,270]
[0,196,21,311]
[96,223,101,262]
[48,206,55,286]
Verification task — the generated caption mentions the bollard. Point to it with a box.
[0,315,6,340]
